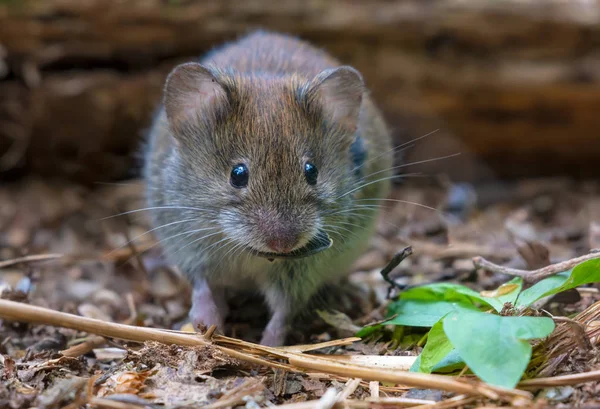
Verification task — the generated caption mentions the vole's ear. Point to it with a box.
[164,63,228,132]
[305,66,365,133]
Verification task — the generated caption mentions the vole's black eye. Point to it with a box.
[304,162,318,185]
[230,164,249,188]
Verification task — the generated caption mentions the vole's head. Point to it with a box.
[163,63,365,259]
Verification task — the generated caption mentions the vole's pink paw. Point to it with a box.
[190,279,227,333]
[260,327,286,347]
[189,305,224,333]
[260,309,288,346]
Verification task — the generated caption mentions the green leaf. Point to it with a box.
[419,319,454,373]
[443,309,555,388]
[516,258,600,307]
[355,323,383,338]
[410,348,464,374]
[396,282,506,312]
[386,299,478,327]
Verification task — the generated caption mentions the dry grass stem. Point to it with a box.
[204,377,265,409]
[369,381,379,398]
[338,378,362,400]
[519,369,600,388]
[61,336,107,357]
[411,395,475,409]
[0,253,63,268]
[322,355,416,370]
[0,299,531,402]
[473,251,600,283]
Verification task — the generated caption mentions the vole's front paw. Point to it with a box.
[190,279,227,333]
[189,307,224,333]
[260,309,288,346]
[260,327,286,347]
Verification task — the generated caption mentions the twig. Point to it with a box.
[0,299,286,370]
[338,378,362,400]
[369,381,379,399]
[0,299,529,401]
[204,378,265,409]
[545,315,592,351]
[88,397,144,409]
[410,395,475,409]
[61,336,107,357]
[380,246,413,298]
[0,253,63,269]
[273,397,436,408]
[363,397,436,407]
[123,293,137,325]
[472,251,600,284]
[277,337,361,352]
[519,369,600,388]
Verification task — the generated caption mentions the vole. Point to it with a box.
[144,30,392,346]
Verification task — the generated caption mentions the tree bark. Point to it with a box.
[1,0,599,184]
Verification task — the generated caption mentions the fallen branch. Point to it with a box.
[0,253,63,269]
[0,299,529,401]
[472,251,600,284]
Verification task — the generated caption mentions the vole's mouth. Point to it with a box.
[248,230,333,261]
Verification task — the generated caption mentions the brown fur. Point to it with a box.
[144,30,392,346]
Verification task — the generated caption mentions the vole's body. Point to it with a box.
[145,31,392,346]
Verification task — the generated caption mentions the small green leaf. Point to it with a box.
[386,299,478,327]
[419,319,454,373]
[516,259,600,307]
[355,323,383,338]
[443,309,555,388]
[410,348,464,373]
[397,282,505,312]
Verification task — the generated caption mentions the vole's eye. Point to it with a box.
[230,164,249,188]
[304,162,318,185]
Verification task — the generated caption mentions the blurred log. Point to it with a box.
[1,0,600,184]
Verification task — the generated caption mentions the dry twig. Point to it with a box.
[0,253,63,269]
[472,251,600,284]
[519,369,600,388]
[0,299,529,402]
[61,336,107,357]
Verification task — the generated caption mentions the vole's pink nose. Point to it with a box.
[258,210,301,254]
[267,237,298,254]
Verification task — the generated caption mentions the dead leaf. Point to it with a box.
[316,310,361,333]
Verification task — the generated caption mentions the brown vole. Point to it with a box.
[144,30,392,346]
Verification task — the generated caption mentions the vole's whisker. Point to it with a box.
[321,224,358,243]
[168,231,224,258]
[106,218,204,256]
[352,128,440,173]
[321,226,351,246]
[185,234,229,255]
[336,172,423,200]
[358,152,461,182]
[324,208,374,220]
[353,198,442,214]
[99,206,215,220]
[211,238,239,268]
[219,237,249,264]
[157,226,220,245]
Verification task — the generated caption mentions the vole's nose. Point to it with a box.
[267,237,298,254]
[258,211,300,253]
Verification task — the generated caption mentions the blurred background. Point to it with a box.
[1,0,599,186]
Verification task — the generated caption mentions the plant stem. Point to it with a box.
[472,251,600,284]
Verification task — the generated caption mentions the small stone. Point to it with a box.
[405,389,443,402]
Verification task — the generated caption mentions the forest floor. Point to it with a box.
[0,176,599,409]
